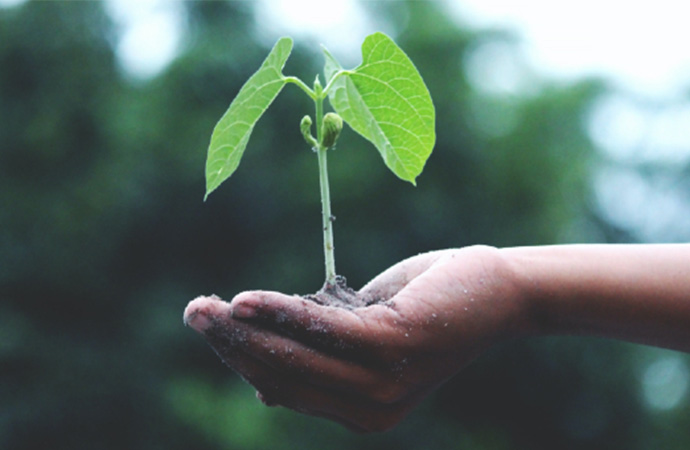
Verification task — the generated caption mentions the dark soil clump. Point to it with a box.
[303,275,380,309]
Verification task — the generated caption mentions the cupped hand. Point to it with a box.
[183,245,528,432]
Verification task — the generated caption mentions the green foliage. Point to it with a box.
[3,1,690,449]
[205,37,293,200]
[324,32,436,185]
[204,32,436,199]
[203,32,436,284]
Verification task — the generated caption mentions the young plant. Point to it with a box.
[204,32,435,293]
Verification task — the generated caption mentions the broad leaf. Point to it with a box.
[324,32,435,185]
[205,37,293,200]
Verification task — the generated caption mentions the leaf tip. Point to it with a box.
[278,36,294,47]
[321,44,335,60]
[404,175,418,187]
[203,186,214,202]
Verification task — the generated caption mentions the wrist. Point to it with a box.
[498,246,550,338]
[450,245,536,342]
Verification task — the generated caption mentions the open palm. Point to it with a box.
[184,246,525,432]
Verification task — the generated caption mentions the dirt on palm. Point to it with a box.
[304,275,381,309]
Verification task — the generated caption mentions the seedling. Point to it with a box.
[204,32,435,295]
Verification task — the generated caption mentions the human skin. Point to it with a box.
[183,244,690,433]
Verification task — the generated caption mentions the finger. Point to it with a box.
[358,250,447,301]
[186,296,427,431]
[188,310,418,432]
[187,295,400,394]
[229,290,383,353]
[250,364,418,433]
[241,349,413,433]
[184,295,232,334]
[211,330,422,433]
[240,327,387,391]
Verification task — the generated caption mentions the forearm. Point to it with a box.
[503,244,690,352]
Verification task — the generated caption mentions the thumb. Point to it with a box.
[359,250,446,300]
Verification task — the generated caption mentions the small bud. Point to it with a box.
[313,75,323,95]
[300,115,318,148]
[321,112,343,148]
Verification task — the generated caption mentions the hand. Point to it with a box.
[184,245,528,432]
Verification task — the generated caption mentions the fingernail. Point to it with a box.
[232,303,257,319]
[184,308,213,333]
[184,296,224,333]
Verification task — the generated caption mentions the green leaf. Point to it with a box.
[323,32,435,185]
[205,37,293,200]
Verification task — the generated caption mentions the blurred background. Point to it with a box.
[1,0,689,448]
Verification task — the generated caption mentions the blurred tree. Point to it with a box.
[1,1,688,449]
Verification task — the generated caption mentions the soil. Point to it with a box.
[303,275,382,309]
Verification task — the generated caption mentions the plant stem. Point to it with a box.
[317,145,336,286]
[322,69,352,96]
[314,88,337,286]
[284,76,316,99]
